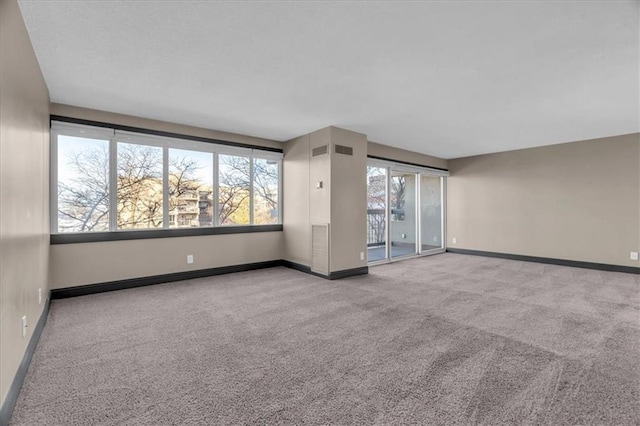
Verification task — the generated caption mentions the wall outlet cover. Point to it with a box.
[22,316,27,337]
[631,252,639,261]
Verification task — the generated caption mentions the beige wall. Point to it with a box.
[447,133,640,267]
[368,141,448,170]
[330,127,368,272]
[0,0,50,408]
[50,103,282,151]
[50,232,282,288]
[309,128,332,228]
[285,126,371,273]
[282,135,311,265]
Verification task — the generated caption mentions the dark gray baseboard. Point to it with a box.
[51,260,370,300]
[446,248,640,274]
[279,260,368,280]
[329,266,369,280]
[51,260,283,299]
[0,294,51,426]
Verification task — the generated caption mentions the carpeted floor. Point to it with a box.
[10,253,640,425]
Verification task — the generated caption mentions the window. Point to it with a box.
[117,142,163,229]
[57,134,110,232]
[169,149,213,228]
[218,154,250,225]
[253,158,279,225]
[51,121,282,238]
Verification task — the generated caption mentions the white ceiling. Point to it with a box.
[18,0,639,159]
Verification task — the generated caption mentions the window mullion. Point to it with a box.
[278,160,283,225]
[213,152,219,226]
[50,132,59,234]
[109,138,117,231]
[249,156,254,225]
[163,146,169,229]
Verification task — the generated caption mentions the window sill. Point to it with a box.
[50,224,283,245]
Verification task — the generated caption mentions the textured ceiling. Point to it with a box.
[18,0,639,159]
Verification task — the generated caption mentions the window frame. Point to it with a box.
[51,117,283,244]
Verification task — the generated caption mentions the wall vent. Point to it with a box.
[334,145,353,156]
[311,224,330,275]
[312,145,328,157]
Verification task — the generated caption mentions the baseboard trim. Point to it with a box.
[0,294,51,426]
[329,266,369,280]
[51,260,371,299]
[280,260,368,280]
[279,260,321,277]
[51,260,282,299]
[446,248,640,274]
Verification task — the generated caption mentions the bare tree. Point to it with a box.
[168,156,201,199]
[58,146,109,232]
[217,155,279,224]
[252,159,279,211]
[168,155,210,227]
[116,144,163,228]
[391,175,406,220]
[57,146,277,231]
[218,155,250,224]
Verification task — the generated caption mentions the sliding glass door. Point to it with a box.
[420,174,443,253]
[367,160,447,263]
[366,166,387,262]
[390,171,417,259]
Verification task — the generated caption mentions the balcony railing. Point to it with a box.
[367,208,385,247]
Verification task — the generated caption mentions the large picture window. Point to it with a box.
[51,121,282,238]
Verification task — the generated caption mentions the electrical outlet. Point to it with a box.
[360,252,364,261]
[631,252,639,261]
[187,255,194,264]
[38,288,42,304]
[22,316,27,337]
[452,237,457,244]
[401,233,406,239]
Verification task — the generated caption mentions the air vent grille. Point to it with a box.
[334,145,353,156]
[311,224,330,275]
[312,145,328,157]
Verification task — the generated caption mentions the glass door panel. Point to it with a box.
[367,166,387,262]
[390,171,417,259]
[420,175,443,252]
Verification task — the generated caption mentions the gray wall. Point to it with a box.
[447,133,640,267]
[0,0,50,408]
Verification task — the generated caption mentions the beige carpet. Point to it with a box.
[11,253,640,425]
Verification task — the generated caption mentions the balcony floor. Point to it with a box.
[367,244,442,262]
